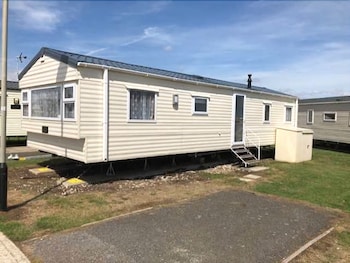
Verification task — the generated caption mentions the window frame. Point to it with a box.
[63,84,76,121]
[22,90,29,117]
[323,112,337,122]
[30,85,62,120]
[128,89,157,122]
[285,105,293,122]
[22,83,76,121]
[192,96,209,115]
[263,103,271,123]
[306,109,314,124]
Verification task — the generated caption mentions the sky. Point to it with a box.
[1,0,350,98]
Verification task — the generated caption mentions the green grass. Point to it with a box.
[198,171,244,186]
[0,220,32,241]
[255,149,350,212]
[338,231,350,247]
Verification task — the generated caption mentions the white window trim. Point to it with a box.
[23,83,76,121]
[192,96,209,115]
[63,83,76,121]
[22,90,30,118]
[263,103,271,123]
[284,105,293,123]
[127,89,157,123]
[306,109,314,124]
[323,112,337,122]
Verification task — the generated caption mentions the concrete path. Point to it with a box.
[0,233,30,263]
[24,190,334,263]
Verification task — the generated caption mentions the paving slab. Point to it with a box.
[239,178,254,182]
[245,166,269,172]
[243,174,262,180]
[24,190,334,263]
[29,167,55,176]
[0,232,30,263]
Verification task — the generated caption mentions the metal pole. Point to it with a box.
[0,0,9,211]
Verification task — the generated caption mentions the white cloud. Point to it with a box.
[85,48,108,56]
[121,26,173,50]
[10,1,62,32]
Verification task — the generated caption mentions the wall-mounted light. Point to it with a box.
[173,94,179,106]
[13,98,20,105]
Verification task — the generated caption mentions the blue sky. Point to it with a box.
[3,0,350,98]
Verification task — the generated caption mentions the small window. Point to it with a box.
[129,89,156,120]
[63,85,75,119]
[193,97,208,114]
[263,104,271,122]
[285,106,292,122]
[306,109,314,124]
[64,86,74,99]
[323,112,336,122]
[22,91,29,117]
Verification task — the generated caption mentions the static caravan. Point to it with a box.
[0,81,26,137]
[298,96,350,144]
[19,47,297,166]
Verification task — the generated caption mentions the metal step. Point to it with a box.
[239,154,256,159]
[230,144,259,167]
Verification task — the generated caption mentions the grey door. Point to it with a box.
[234,95,245,143]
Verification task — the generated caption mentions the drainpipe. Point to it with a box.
[102,68,109,162]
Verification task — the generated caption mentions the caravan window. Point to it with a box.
[22,91,29,117]
[31,87,61,118]
[24,83,76,120]
[285,106,292,122]
[323,112,336,122]
[63,85,75,119]
[307,109,314,124]
[129,89,156,121]
[193,97,208,114]
[263,103,271,122]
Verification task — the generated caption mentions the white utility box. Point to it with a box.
[275,127,314,163]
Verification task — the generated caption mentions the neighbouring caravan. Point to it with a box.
[0,81,26,137]
[18,47,298,164]
[298,96,350,144]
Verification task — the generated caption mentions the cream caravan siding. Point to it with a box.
[19,55,81,139]
[1,90,26,136]
[78,68,104,163]
[27,132,86,162]
[20,55,80,88]
[298,102,350,144]
[244,92,296,146]
[107,71,232,161]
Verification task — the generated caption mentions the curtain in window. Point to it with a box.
[31,87,61,118]
[130,90,155,120]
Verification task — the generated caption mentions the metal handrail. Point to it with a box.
[245,128,261,160]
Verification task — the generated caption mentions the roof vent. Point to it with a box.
[247,74,252,89]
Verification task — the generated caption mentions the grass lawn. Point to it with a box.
[255,148,350,212]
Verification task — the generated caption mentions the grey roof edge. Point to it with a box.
[299,96,350,104]
[0,80,19,90]
[19,47,296,99]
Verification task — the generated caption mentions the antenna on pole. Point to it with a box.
[16,52,27,78]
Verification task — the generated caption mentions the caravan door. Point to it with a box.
[232,94,245,144]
